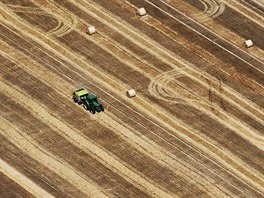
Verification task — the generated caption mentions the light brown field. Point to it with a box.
[0,0,264,197]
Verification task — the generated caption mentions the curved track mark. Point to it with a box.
[6,3,74,37]
[196,0,225,22]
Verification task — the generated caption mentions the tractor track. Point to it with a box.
[213,5,264,51]
[0,39,235,198]
[0,92,150,198]
[0,171,35,198]
[0,41,256,197]
[0,158,55,198]
[0,116,109,198]
[48,0,264,131]
[240,0,264,17]
[36,0,264,132]
[1,0,264,197]
[195,0,225,22]
[165,0,264,64]
[3,30,264,196]
[1,7,262,178]
[111,0,264,98]
[2,0,264,185]
[0,128,83,198]
[0,53,176,195]
[84,0,264,116]
[50,0,264,142]
[0,19,262,198]
[156,0,264,63]
[124,0,264,84]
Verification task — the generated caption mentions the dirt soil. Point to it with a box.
[0,0,264,197]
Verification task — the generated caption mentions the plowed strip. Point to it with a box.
[1,4,262,195]
[92,0,264,108]
[0,118,109,198]
[1,40,260,196]
[213,5,264,50]
[0,172,34,198]
[0,78,174,197]
[0,159,55,198]
[0,36,262,196]
[0,133,85,198]
[0,50,219,197]
[0,94,149,198]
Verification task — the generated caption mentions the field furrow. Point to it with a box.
[1,0,263,197]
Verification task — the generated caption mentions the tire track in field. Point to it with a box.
[73,23,264,149]
[0,41,233,198]
[0,37,252,197]
[176,0,264,65]
[1,32,256,196]
[47,0,264,142]
[240,0,264,17]
[44,0,264,134]
[148,69,264,149]
[32,0,77,37]
[0,96,150,197]
[179,0,264,66]
[0,52,166,196]
[212,0,264,28]
[0,77,150,197]
[0,118,108,198]
[0,36,261,198]
[38,1,264,190]
[0,25,243,197]
[123,0,264,129]
[1,6,262,194]
[68,0,264,122]
[4,0,264,195]
[6,3,75,37]
[196,0,225,22]
[139,16,264,129]
[2,8,264,195]
[118,0,264,100]
[0,158,54,198]
[65,0,264,138]
[0,172,35,198]
[146,0,264,74]
[70,21,264,146]
[33,0,162,80]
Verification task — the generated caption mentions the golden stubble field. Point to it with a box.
[0,0,264,197]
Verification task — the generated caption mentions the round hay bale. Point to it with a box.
[244,39,253,48]
[126,89,136,98]
[137,7,146,16]
[87,26,96,35]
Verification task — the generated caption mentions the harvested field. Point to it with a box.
[0,0,264,197]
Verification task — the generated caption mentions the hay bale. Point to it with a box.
[87,26,96,35]
[244,39,253,48]
[137,7,146,16]
[126,89,136,98]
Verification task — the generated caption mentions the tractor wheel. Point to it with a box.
[101,106,104,112]
[73,97,78,103]
[92,110,96,114]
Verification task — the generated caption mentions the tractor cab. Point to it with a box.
[83,94,104,114]
[87,94,100,106]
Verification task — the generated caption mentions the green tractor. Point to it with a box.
[73,88,104,114]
